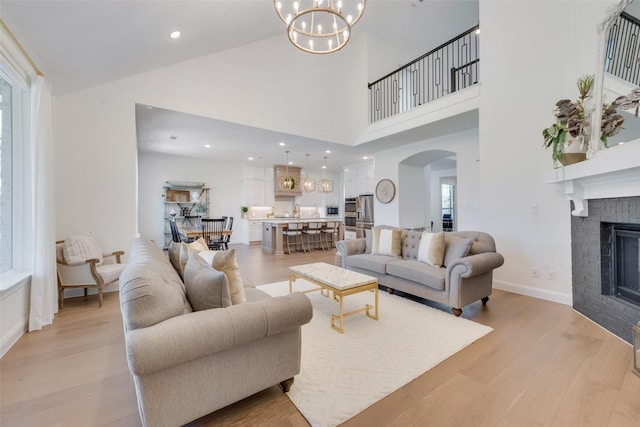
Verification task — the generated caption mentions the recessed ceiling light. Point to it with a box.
[169,31,181,39]
[288,161,293,165]
[248,157,254,160]
[363,156,368,160]
[279,142,286,146]
[204,144,211,148]
[325,150,331,153]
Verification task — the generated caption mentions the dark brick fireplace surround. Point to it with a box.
[571,196,640,344]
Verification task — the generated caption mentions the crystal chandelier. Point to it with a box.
[303,153,316,192]
[274,0,367,54]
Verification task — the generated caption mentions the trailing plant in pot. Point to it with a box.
[542,75,593,166]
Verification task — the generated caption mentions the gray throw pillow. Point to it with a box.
[183,249,232,311]
[443,236,474,267]
[365,228,373,254]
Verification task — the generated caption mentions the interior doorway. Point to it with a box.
[441,181,456,231]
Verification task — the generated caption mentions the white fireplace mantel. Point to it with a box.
[544,141,640,216]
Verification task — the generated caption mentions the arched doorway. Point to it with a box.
[398,149,456,231]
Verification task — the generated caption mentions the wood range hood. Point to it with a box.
[274,164,302,197]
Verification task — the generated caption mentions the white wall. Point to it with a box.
[0,279,30,357]
[374,128,480,231]
[477,0,615,304]
[398,163,428,227]
[137,152,246,247]
[54,35,367,256]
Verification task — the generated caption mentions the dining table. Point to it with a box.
[180,226,233,239]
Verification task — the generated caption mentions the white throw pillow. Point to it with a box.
[63,235,104,265]
[417,231,445,267]
[211,249,247,304]
[371,227,402,257]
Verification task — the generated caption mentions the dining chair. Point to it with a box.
[55,236,126,308]
[222,216,234,250]
[169,218,194,243]
[201,218,225,250]
[283,222,306,254]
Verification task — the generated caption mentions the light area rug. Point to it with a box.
[258,279,493,427]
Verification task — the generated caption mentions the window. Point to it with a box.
[0,59,29,284]
[0,76,13,273]
[441,183,455,232]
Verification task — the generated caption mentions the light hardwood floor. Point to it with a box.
[2,244,639,426]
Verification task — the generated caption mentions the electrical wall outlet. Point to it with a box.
[531,268,540,278]
[548,271,557,281]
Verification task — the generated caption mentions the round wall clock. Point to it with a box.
[375,179,396,203]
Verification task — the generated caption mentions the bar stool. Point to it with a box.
[283,222,306,254]
[303,222,324,251]
[321,221,339,249]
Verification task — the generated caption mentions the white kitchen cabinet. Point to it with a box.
[241,219,263,243]
[244,166,275,207]
[249,221,262,242]
[344,161,373,197]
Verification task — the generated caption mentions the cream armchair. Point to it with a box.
[55,236,126,308]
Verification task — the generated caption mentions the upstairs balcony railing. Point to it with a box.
[368,25,480,123]
[606,12,640,86]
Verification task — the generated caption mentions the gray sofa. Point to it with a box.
[337,229,504,316]
[118,239,313,427]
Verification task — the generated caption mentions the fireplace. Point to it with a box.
[572,197,640,344]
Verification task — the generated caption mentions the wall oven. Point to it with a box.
[344,197,357,230]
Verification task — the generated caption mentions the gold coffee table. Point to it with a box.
[289,262,379,334]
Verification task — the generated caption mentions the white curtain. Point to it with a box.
[29,75,57,331]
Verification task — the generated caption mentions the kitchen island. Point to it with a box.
[262,219,343,255]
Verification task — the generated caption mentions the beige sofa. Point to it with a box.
[119,239,313,427]
[337,229,504,316]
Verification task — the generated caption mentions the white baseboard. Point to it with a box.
[0,317,27,358]
[493,280,572,306]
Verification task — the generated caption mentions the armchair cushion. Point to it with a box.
[63,235,104,265]
[183,250,232,311]
[96,263,127,284]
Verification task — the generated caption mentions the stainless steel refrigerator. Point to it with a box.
[356,194,374,238]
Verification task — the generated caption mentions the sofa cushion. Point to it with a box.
[386,260,446,290]
[119,239,192,330]
[189,237,209,252]
[443,235,474,267]
[347,253,397,274]
[168,241,181,274]
[212,248,247,305]
[371,227,402,257]
[417,231,445,267]
[401,229,423,260]
[183,249,232,311]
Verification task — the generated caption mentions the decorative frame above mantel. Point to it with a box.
[590,0,635,158]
